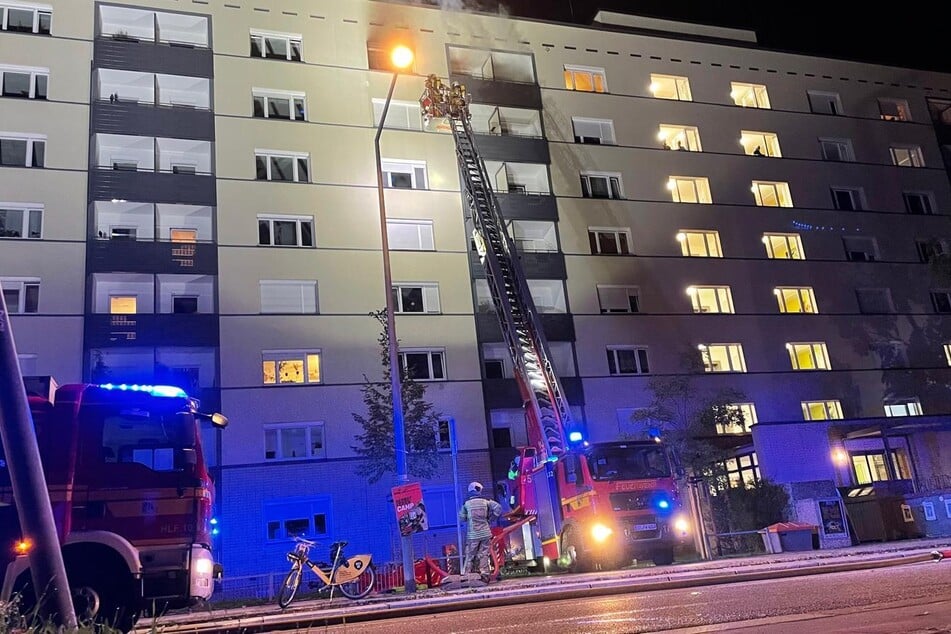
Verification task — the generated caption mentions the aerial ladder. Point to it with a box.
[420,75,574,561]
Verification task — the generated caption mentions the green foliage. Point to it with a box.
[710,479,790,532]
[351,310,441,484]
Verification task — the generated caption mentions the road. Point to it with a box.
[308,562,950,633]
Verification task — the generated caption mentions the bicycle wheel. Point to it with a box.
[277,563,302,608]
[336,563,375,600]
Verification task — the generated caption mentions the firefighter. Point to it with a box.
[459,481,502,581]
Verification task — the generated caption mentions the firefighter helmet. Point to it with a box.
[468,481,483,494]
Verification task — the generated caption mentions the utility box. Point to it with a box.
[763,522,819,552]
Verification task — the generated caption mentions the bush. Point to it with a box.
[710,479,789,532]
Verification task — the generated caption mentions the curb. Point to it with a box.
[141,551,936,633]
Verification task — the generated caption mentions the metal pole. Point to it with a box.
[375,70,415,593]
[449,418,464,572]
[0,292,77,626]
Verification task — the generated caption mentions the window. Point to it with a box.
[564,65,607,93]
[650,74,691,101]
[720,453,760,490]
[170,228,197,243]
[751,181,793,207]
[943,343,951,366]
[856,288,894,314]
[731,82,770,108]
[252,90,306,121]
[658,124,701,151]
[382,159,427,189]
[678,230,722,257]
[255,150,309,182]
[572,117,615,145]
[918,239,951,263]
[257,215,314,247]
[372,99,423,131]
[740,131,781,157]
[597,285,640,313]
[699,343,747,373]
[109,296,136,314]
[884,399,922,417]
[801,400,843,421]
[400,349,445,381]
[0,65,47,99]
[667,176,712,203]
[718,403,757,434]
[606,346,650,375]
[588,227,631,255]
[0,133,45,167]
[260,280,318,314]
[775,287,818,313]
[831,188,866,211]
[879,98,911,122]
[763,233,804,259]
[262,350,321,385]
[807,91,842,115]
[903,192,935,215]
[367,42,416,73]
[786,342,831,370]
[392,283,440,314]
[1,3,51,34]
[819,138,855,162]
[265,497,331,541]
[0,278,39,313]
[923,502,936,521]
[250,31,302,62]
[0,204,41,238]
[851,451,911,484]
[931,290,951,314]
[687,286,734,314]
[435,420,451,452]
[580,172,623,199]
[843,236,878,262]
[172,296,198,314]
[387,219,434,251]
[890,145,924,167]
[264,423,325,460]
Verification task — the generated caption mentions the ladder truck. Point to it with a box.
[420,76,691,570]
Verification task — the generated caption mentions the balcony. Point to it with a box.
[95,5,212,76]
[482,376,585,409]
[85,313,218,347]
[448,47,540,109]
[474,312,575,342]
[494,191,557,220]
[92,69,212,138]
[469,104,548,162]
[87,239,217,274]
[87,346,219,400]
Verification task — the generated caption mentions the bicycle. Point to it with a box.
[277,537,375,608]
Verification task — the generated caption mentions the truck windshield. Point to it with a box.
[101,408,195,472]
[588,445,671,480]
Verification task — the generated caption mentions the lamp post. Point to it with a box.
[374,44,416,593]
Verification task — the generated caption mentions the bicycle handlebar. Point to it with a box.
[293,536,317,546]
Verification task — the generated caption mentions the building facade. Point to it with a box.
[2,0,951,579]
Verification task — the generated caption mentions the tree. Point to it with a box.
[351,310,441,484]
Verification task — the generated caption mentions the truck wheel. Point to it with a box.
[560,524,594,573]
[651,547,675,566]
[70,569,138,633]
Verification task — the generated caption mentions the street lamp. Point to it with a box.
[374,44,417,593]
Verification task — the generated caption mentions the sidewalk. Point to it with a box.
[141,537,950,633]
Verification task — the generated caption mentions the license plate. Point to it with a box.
[633,523,657,532]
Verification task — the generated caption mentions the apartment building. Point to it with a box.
[2,0,951,577]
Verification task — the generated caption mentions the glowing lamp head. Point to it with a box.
[14,539,33,555]
[674,516,690,534]
[391,46,414,70]
[591,523,613,543]
[675,232,686,241]
[832,448,849,466]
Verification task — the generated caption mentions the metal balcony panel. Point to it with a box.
[472,133,550,163]
[495,192,558,221]
[474,312,575,342]
[449,74,542,109]
[92,101,214,141]
[482,376,584,409]
[84,313,219,347]
[86,239,217,274]
[94,39,213,77]
[89,169,216,206]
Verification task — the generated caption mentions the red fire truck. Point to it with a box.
[420,77,690,571]
[0,378,227,630]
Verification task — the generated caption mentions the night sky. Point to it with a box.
[490,0,950,74]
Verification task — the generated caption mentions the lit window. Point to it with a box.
[890,145,924,167]
[717,403,757,434]
[596,285,640,313]
[572,117,615,145]
[751,181,793,207]
[387,219,434,251]
[658,124,701,151]
[878,98,911,122]
[564,65,607,93]
[170,228,197,242]
[606,346,650,375]
[831,188,866,211]
[0,65,48,99]
[260,280,318,314]
[730,82,770,108]
[740,131,781,157]
[262,350,321,385]
[382,159,428,189]
[392,283,440,314]
[257,214,314,247]
[0,133,45,167]
[588,227,631,255]
[801,400,843,421]
[883,400,922,417]
[373,99,423,131]
[687,286,734,314]
[580,172,623,199]
[819,138,855,162]
[1,278,39,313]
[774,287,818,313]
[109,295,136,314]
[265,423,325,460]
[400,349,446,381]
[718,452,760,490]
[807,91,842,115]
[786,342,831,370]
[851,451,911,484]
[763,233,804,259]
[903,191,935,215]
[255,150,309,182]
[0,204,42,238]
[1,4,51,34]
[250,31,302,62]
[668,176,712,204]
[650,74,691,101]
[252,90,306,121]
[678,230,722,257]
[699,343,747,373]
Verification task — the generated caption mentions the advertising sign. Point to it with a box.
[392,482,428,536]
[818,499,846,535]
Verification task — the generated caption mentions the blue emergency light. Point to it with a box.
[97,383,188,399]
[568,431,583,443]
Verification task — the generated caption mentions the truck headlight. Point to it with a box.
[591,523,613,543]
[194,557,214,575]
[674,517,690,534]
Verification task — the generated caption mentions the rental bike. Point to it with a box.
[277,537,375,608]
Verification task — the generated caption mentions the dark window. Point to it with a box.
[173,296,198,314]
[2,72,30,97]
[7,9,35,32]
[0,139,27,166]
[831,189,861,211]
[931,292,951,313]
[255,155,268,179]
[484,359,504,379]
[252,96,265,117]
[904,193,934,215]
[397,287,423,312]
[35,75,46,99]
[492,427,513,448]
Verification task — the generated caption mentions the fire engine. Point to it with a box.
[0,377,227,630]
[420,76,690,570]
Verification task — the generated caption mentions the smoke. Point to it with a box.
[411,0,510,16]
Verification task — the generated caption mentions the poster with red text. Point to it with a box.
[392,482,428,536]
